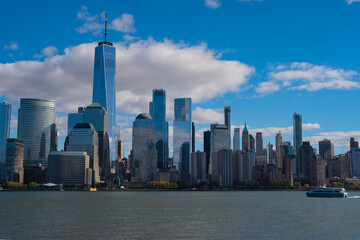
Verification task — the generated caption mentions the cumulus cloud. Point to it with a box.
[4,42,19,51]
[256,62,360,95]
[248,123,321,136]
[192,107,223,124]
[109,14,136,33]
[0,38,254,137]
[304,131,360,150]
[76,6,136,35]
[205,0,222,9]
[34,46,59,59]
[346,0,360,4]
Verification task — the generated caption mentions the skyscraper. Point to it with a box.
[350,138,358,150]
[173,98,192,182]
[249,134,255,150]
[293,112,302,176]
[0,102,11,165]
[1,139,24,183]
[242,122,250,151]
[66,123,100,184]
[203,130,211,173]
[17,99,56,167]
[132,113,157,181]
[150,89,169,172]
[67,107,85,135]
[92,9,116,162]
[233,128,240,151]
[267,142,274,165]
[83,103,110,181]
[319,139,334,159]
[224,106,231,145]
[256,132,263,155]
[192,122,195,153]
[276,131,283,164]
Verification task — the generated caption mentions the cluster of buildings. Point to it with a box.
[1,15,360,188]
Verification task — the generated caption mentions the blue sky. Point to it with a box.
[1,0,360,156]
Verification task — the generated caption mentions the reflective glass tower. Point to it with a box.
[173,98,192,182]
[0,102,11,165]
[92,9,116,162]
[132,113,157,181]
[233,128,240,151]
[293,112,302,176]
[149,89,169,172]
[17,98,56,166]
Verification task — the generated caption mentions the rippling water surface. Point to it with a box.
[1,191,360,239]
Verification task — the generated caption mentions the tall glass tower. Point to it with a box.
[17,98,56,166]
[0,102,11,165]
[92,8,116,162]
[149,89,169,172]
[173,98,192,182]
[293,112,302,177]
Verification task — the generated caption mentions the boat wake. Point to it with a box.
[348,196,360,199]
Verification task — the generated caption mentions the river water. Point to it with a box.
[0,191,359,239]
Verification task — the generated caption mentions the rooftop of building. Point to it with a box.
[86,102,105,110]
[136,113,152,120]
[214,124,228,130]
[73,122,95,130]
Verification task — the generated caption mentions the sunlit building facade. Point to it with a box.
[173,98,192,182]
[92,38,116,162]
[233,128,240,152]
[149,89,169,172]
[293,112,302,176]
[17,98,56,166]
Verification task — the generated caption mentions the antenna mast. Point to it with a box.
[105,7,108,42]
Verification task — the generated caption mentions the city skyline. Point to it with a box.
[2,1,360,156]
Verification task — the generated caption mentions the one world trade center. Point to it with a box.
[92,8,116,164]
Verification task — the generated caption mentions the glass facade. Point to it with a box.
[83,103,110,181]
[173,98,192,181]
[17,98,56,166]
[293,112,302,176]
[233,128,240,152]
[67,113,84,136]
[0,102,11,165]
[92,43,116,162]
[150,89,169,172]
[132,114,157,181]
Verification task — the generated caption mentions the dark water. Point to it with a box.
[1,191,360,239]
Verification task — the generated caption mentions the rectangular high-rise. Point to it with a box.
[0,102,11,165]
[293,112,302,176]
[92,16,116,163]
[203,130,211,174]
[233,128,240,151]
[173,98,192,182]
[150,89,169,172]
[256,132,263,155]
[319,139,334,159]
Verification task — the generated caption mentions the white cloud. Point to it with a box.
[304,131,360,151]
[0,38,254,137]
[109,14,136,33]
[256,62,360,95]
[4,42,19,51]
[248,123,320,137]
[346,0,360,4]
[34,46,58,59]
[76,6,136,35]
[192,107,223,124]
[205,0,222,9]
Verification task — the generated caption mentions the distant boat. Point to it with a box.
[90,187,97,192]
[306,186,348,198]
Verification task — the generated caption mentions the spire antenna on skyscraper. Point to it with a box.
[105,7,108,42]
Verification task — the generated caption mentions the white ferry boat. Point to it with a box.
[306,186,348,198]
